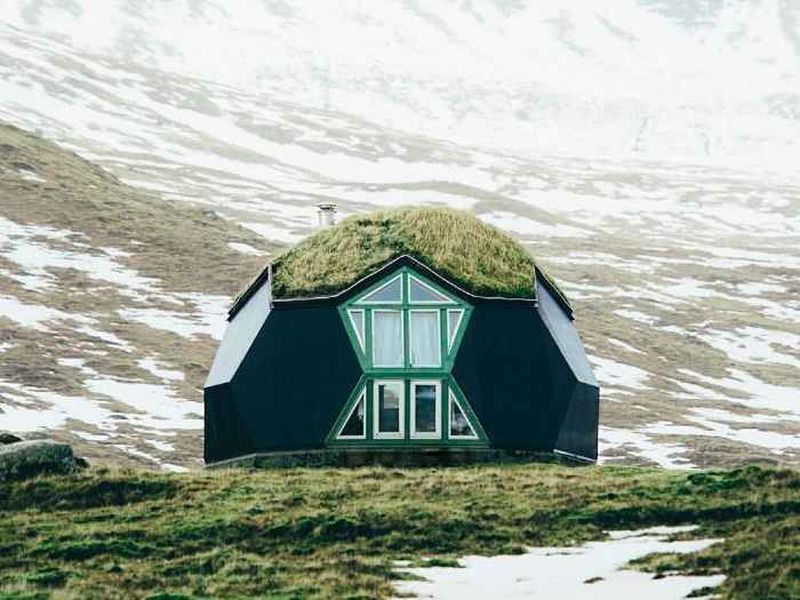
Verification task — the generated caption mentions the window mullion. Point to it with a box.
[405,379,411,439]
[365,308,372,369]
[403,305,410,371]
[366,380,373,439]
[440,308,447,366]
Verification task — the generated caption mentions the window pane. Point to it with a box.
[339,394,365,438]
[358,276,402,303]
[348,309,365,352]
[447,309,463,349]
[378,383,401,433]
[414,384,437,433]
[450,392,476,438]
[409,276,451,303]
[410,311,440,367]
[373,311,403,367]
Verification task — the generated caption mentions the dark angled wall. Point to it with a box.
[554,382,599,460]
[204,383,254,463]
[452,303,581,452]
[205,305,361,462]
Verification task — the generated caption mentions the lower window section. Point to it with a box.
[411,380,440,438]
[448,390,478,439]
[338,390,366,439]
[334,378,484,445]
[374,380,404,439]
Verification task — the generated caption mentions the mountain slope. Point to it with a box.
[1,123,798,471]
[3,0,800,169]
[1,123,277,469]
[0,1,799,470]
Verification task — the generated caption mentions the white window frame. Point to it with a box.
[448,389,478,439]
[347,309,366,353]
[371,309,405,368]
[410,380,441,439]
[407,274,453,305]
[408,309,441,368]
[336,389,367,440]
[373,379,405,439]
[446,309,464,351]
[355,274,404,305]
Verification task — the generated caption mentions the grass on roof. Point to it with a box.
[271,207,539,299]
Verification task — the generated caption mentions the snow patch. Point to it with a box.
[227,241,264,256]
[395,526,723,600]
[599,426,693,469]
[590,356,649,390]
[137,357,185,382]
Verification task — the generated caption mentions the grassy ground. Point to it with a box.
[0,463,798,599]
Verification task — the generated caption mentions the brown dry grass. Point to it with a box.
[0,122,278,294]
[0,122,281,468]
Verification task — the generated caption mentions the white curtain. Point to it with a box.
[373,311,403,366]
[410,311,440,367]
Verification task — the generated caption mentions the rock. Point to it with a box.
[0,433,23,445]
[0,440,86,481]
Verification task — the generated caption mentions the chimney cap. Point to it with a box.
[316,203,337,228]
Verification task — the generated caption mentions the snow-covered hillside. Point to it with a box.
[4,0,800,170]
[0,1,798,470]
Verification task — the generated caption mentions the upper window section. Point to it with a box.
[340,267,470,371]
[354,275,402,305]
[373,310,404,367]
[352,269,460,307]
[408,275,451,303]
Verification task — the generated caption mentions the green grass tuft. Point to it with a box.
[24,569,67,588]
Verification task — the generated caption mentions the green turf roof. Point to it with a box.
[265,207,569,307]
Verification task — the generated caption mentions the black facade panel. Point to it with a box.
[226,306,361,453]
[554,382,600,461]
[453,304,575,451]
[204,384,255,463]
[538,285,597,386]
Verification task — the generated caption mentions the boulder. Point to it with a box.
[0,440,86,481]
[0,433,23,445]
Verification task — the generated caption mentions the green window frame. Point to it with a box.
[338,266,472,372]
[410,379,441,439]
[326,376,487,447]
[408,309,441,368]
[373,379,405,439]
[329,267,486,448]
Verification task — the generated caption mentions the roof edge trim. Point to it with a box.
[535,264,574,319]
[553,448,595,464]
[230,254,538,319]
[229,255,574,320]
[228,263,271,320]
[270,255,538,308]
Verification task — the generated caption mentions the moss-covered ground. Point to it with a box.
[0,463,798,599]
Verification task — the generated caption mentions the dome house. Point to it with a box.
[204,208,599,465]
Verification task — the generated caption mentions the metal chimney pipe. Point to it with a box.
[317,203,337,228]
